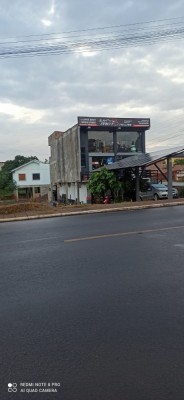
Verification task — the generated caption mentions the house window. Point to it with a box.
[35,187,40,194]
[19,174,26,181]
[32,173,40,180]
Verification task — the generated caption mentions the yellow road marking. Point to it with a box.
[64,224,184,243]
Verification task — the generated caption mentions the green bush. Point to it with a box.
[87,168,122,202]
[0,189,15,200]
[178,187,184,198]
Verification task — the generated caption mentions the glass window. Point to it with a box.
[117,131,140,153]
[88,130,113,153]
[91,156,115,170]
[32,173,40,180]
[19,173,26,181]
[81,147,86,167]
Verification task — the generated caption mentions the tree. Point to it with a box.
[0,155,38,198]
[174,159,184,165]
[87,168,122,202]
[1,155,38,174]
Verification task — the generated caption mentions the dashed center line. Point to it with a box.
[64,224,184,243]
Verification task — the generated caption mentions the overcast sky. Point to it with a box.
[0,0,184,161]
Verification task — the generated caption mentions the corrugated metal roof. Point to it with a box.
[103,146,184,170]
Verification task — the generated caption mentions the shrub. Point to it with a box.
[178,187,184,198]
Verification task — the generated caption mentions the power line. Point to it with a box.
[147,131,184,147]
[0,17,184,59]
[148,117,184,141]
[148,130,184,143]
[0,31,183,59]
[149,124,184,137]
[1,20,184,46]
[147,114,184,146]
[1,15,184,40]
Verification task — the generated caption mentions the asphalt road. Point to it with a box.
[1,206,184,399]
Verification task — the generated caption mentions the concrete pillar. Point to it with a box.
[32,186,36,199]
[50,184,54,202]
[141,131,146,153]
[48,187,52,202]
[89,157,92,172]
[167,157,173,200]
[15,188,19,201]
[76,182,80,204]
[135,167,140,202]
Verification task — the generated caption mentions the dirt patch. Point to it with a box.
[0,199,184,216]
[0,203,47,215]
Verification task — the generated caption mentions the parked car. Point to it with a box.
[140,183,179,201]
[164,185,179,198]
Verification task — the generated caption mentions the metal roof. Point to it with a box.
[11,160,40,172]
[103,146,184,171]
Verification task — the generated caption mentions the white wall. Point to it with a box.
[40,163,50,184]
[59,184,67,198]
[79,185,87,203]
[59,183,87,203]
[59,183,77,201]
[13,161,50,187]
[68,184,77,201]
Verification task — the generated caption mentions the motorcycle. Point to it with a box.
[103,195,111,204]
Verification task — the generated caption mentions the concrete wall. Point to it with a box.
[48,131,63,186]
[49,126,80,185]
[60,125,80,182]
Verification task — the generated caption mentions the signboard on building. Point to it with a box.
[78,116,150,129]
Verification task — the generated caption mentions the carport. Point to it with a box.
[101,146,184,201]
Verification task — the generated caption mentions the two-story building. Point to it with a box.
[12,160,50,200]
[48,116,150,203]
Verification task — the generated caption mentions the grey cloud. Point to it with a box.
[55,0,184,29]
[0,0,184,159]
[0,0,52,35]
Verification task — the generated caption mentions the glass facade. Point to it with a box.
[80,126,146,174]
[89,156,115,171]
[88,130,113,153]
[117,131,140,153]
[87,130,143,154]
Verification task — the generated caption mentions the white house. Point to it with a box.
[12,160,51,200]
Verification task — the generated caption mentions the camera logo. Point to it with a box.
[8,383,17,392]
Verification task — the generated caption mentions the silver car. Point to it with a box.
[140,183,177,201]
[165,185,179,198]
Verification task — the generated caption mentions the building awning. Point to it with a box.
[101,146,184,171]
[93,145,184,202]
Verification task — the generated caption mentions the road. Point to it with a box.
[1,206,184,399]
